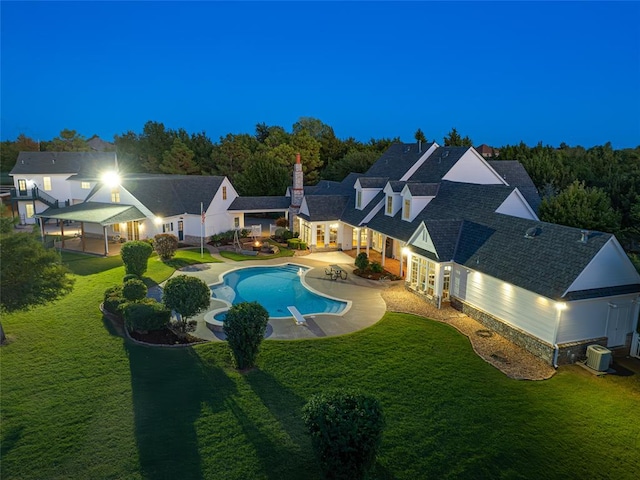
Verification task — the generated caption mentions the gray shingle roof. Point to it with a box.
[357,177,388,189]
[406,183,440,197]
[298,195,350,222]
[228,196,290,211]
[35,202,146,226]
[341,191,385,227]
[119,174,224,217]
[407,147,470,183]
[10,152,117,177]
[488,160,541,212]
[387,181,405,192]
[365,143,434,179]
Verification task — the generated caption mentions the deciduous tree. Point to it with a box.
[223,301,269,370]
[162,275,210,332]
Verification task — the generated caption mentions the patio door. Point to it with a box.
[18,179,28,195]
[127,221,140,241]
[606,302,632,347]
[178,220,184,241]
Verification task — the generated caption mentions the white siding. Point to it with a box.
[556,295,638,345]
[442,150,506,185]
[494,189,539,220]
[452,266,557,343]
[566,238,640,293]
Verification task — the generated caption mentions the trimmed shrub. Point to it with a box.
[122,299,171,333]
[275,216,288,227]
[223,301,269,370]
[122,278,148,302]
[120,241,153,277]
[123,273,139,283]
[355,252,369,271]
[103,285,126,315]
[153,233,179,260]
[302,389,385,480]
[162,275,211,332]
[370,262,383,273]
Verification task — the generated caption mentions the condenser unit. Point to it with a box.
[585,345,612,372]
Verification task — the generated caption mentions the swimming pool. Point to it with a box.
[209,263,348,318]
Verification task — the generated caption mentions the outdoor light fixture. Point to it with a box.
[555,302,567,311]
[401,247,410,255]
[154,217,163,225]
[102,171,121,188]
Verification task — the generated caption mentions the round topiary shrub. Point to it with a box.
[302,389,385,480]
[162,275,211,332]
[122,278,148,302]
[355,252,369,271]
[123,273,139,283]
[223,301,269,370]
[120,240,153,277]
[103,285,126,315]
[370,262,383,273]
[153,233,179,261]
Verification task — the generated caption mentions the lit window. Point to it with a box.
[113,223,120,233]
[386,196,393,214]
[234,217,240,228]
[356,190,362,208]
[403,199,411,219]
[81,182,91,189]
[43,177,52,191]
[25,204,34,218]
[222,186,227,200]
[111,188,120,203]
[18,179,27,192]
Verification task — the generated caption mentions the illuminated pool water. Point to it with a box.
[209,264,347,318]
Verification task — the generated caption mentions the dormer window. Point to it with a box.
[403,199,411,220]
[356,190,362,209]
[386,196,393,214]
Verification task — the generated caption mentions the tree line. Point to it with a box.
[1,119,638,251]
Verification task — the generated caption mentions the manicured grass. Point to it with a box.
[219,243,295,261]
[1,257,639,479]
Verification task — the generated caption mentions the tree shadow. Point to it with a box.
[244,369,321,479]
[125,342,236,480]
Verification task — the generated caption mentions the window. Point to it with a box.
[222,186,227,200]
[163,222,173,233]
[43,177,52,191]
[442,266,451,301]
[18,179,27,193]
[111,188,120,203]
[81,182,91,189]
[356,190,362,208]
[386,195,393,214]
[234,217,240,228]
[25,204,34,218]
[316,224,325,247]
[427,262,436,296]
[113,223,120,233]
[403,199,411,219]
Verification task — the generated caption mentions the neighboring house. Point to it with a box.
[9,151,118,224]
[87,135,115,152]
[288,142,640,365]
[476,143,500,158]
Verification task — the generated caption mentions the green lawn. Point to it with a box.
[1,254,639,479]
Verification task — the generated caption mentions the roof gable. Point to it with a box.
[441,148,506,185]
[495,189,539,220]
[11,151,117,177]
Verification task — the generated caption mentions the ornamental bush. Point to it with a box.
[275,216,288,227]
[223,301,269,370]
[302,389,385,480]
[370,262,383,273]
[355,252,369,271]
[103,285,126,315]
[162,275,211,332]
[122,278,148,302]
[122,299,171,333]
[123,273,139,282]
[120,241,153,277]
[153,233,179,260]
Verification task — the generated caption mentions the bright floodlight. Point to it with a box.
[102,171,121,188]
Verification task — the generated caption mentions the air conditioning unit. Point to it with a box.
[585,345,612,372]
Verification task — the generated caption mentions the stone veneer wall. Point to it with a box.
[450,297,556,365]
[555,338,608,365]
[405,282,440,308]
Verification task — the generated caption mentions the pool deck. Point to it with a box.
[160,251,390,341]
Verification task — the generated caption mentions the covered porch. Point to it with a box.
[35,202,147,256]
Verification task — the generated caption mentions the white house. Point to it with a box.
[288,143,640,365]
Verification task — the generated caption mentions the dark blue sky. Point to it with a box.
[2,1,639,148]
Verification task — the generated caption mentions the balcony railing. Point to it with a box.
[10,187,61,208]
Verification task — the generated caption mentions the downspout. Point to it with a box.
[552,301,566,368]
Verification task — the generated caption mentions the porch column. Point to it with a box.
[61,222,65,249]
[81,222,86,252]
[103,226,109,256]
[381,235,386,267]
[356,229,361,255]
[365,228,370,256]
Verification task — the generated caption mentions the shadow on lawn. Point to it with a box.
[125,342,237,480]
